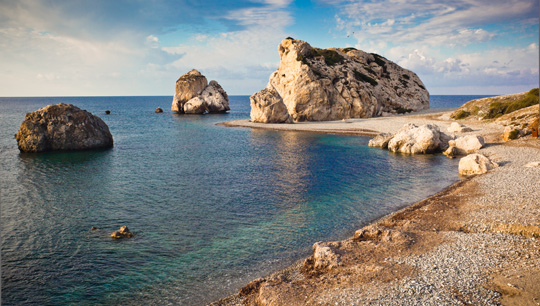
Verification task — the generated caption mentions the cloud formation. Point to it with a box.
[0,0,538,96]
[0,0,291,95]
[330,0,539,93]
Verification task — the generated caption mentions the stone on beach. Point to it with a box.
[447,135,485,156]
[111,226,134,239]
[250,38,429,123]
[387,123,451,154]
[458,153,498,176]
[171,69,230,114]
[15,103,114,153]
[447,122,473,133]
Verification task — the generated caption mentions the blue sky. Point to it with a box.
[0,0,538,96]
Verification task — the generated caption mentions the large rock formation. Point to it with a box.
[15,103,113,152]
[250,38,429,123]
[171,69,230,114]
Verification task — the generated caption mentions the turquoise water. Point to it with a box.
[1,96,486,305]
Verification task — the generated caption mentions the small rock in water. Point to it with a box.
[155,107,163,113]
[91,226,98,231]
[105,110,111,115]
[111,225,134,239]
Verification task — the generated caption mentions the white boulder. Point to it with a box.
[458,154,499,176]
[449,135,485,155]
[387,123,451,154]
[447,122,473,133]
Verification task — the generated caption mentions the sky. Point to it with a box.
[0,0,538,96]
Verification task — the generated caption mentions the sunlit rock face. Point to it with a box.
[250,38,429,123]
[171,69,230,114]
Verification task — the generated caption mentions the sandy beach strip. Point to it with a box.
[219,108,502,139]
[212,110,540,306]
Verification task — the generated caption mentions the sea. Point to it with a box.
[0,95,492,305]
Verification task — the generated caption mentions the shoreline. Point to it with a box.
[212,110,540,305]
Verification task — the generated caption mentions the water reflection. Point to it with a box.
[249,129,312,208]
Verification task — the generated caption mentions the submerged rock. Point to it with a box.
[111,226,134,239]
[250,38,429,123]
[15,103,113,153]
[458,154,498,176]
[171,69,230,114]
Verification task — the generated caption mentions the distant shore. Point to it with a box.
[213,110,540,305]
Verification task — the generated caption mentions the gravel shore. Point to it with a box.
[213,111,540,306]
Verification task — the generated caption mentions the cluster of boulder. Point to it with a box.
[369,122,498,176]
[250,38,429,123]
[171,69,230,114]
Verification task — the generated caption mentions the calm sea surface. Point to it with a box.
[1,95,490,305]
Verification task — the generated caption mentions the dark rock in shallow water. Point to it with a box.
[105,110,111,115]
[111,226,134,239]
[15,103,114,152]
[155,107,164,113]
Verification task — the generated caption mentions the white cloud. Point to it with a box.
[145,35,160,48]
[0,0,294,95]
[157,0,293,93]
[330,0,539,94]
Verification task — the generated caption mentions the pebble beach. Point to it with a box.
[215,109,540,305]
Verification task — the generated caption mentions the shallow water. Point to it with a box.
[0,95,487,305]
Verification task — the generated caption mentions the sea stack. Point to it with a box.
[171,69,230,114]
[15,103,113,153]
[250,38,429,123]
